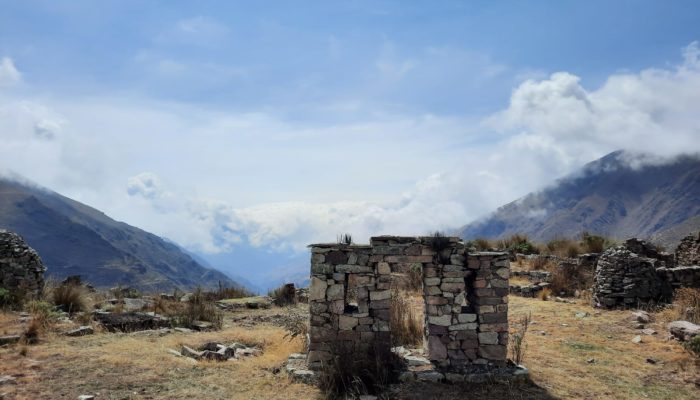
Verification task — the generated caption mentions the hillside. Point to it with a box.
[457,151,700,247]
[0,175,237,291]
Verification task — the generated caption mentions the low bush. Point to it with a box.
[683,335,700,357]
[498,234,539,255]
[390,290,423,347]
[545,238,580,258]
[269,283,297,307]
[580,232,614,253]
[23,300,61,343]
[214,282,253,300]
[51,284,89,314]
[549,264,594,296]
[170,287,223,329]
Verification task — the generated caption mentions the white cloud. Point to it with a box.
[1,43,699,259]
[0,57,21,86]
[156,16,230,48]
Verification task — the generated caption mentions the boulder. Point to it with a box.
[668,320,700,341]
[65,326,94,337]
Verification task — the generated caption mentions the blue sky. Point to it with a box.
[1,1,699,288]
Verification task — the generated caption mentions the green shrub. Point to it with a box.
[580,232,613,253]
[498,234,539,255]
[0,287,10,307]
[683,335,700,357]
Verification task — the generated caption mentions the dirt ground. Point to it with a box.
[1,297,698,400]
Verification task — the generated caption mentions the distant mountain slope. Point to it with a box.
[0,175,237,291]
[457,151,700,247]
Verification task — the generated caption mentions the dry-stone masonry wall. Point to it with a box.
[592,238,680,308]
[308,236,509,373]
[676,233,700,267]
[0,230,46,298]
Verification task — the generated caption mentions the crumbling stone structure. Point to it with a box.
[308,236,509,373]
[0,230,46,298]
[676,233,700,266]
[592,237,700,308]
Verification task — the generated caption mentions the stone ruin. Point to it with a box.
[592,236,700,308]
[306,236,511,376]
[0,230,46,299]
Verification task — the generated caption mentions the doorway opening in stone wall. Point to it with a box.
[389,261,426,352]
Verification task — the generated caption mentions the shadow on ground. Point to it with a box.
[386,377,559,400]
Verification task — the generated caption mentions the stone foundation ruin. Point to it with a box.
[592,237,700,308]
[0,230,46,299]
[307,236,510,375]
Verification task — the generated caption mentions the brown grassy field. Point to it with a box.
[1,296,698,399]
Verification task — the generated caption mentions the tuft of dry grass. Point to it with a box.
[50,283,90,314]
[656,288,700,324]
[269,283,297,307]
[538,287,552,301]
[169,287,223,329]
[390,290,423,348]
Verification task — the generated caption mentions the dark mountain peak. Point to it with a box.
[457,152,700,247]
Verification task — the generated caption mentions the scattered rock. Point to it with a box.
[642,328,657,335]
[575,312,589,319]
[0,335,20,346]
[93,312,169,333]
[191,321,214,331]
[404,355,431,366]
[668,320,700,341]
[646,358,658,364]
[180,345,203,359]
[587,358,596,364]
[632,311,651,324]
[65,326,94,337]
[632,335,643,344]
[77,396,95,400]
[0,376,15,386]
[416,371,444,382]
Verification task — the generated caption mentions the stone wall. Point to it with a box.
[0,230,46,298]
[592,238,679,308]
[307,236,509,372]
[676,233,700,266]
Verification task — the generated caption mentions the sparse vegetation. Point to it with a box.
[497,234,539,255]
[282,308,309,352]
[269,283,297,307]
[683,335,700,357]
[538,287,552,301]
[466,237,493,251]
[337,233,353,245]
[319,341,398,399]
[509,312,531,365]
[580,232,614,253]
[657,288,700,324]
[390,290,423,347]
[50,283,89,314]
[170,287,223,329]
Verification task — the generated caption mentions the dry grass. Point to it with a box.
[390,290,423,347]
[538,287,552,301]
[0,305,317,400]
[49,283,90,314]
[1,294,698,400]
[656,288,700,324]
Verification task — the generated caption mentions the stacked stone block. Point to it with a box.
[0,230,46,298]
[307,236,510,372]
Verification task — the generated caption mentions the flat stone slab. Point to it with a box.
[0,335,21,345]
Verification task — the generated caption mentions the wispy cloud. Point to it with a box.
[0,57,21,86]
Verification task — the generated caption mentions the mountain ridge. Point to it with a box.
[0,175,238,291]
[457,151,700,247]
